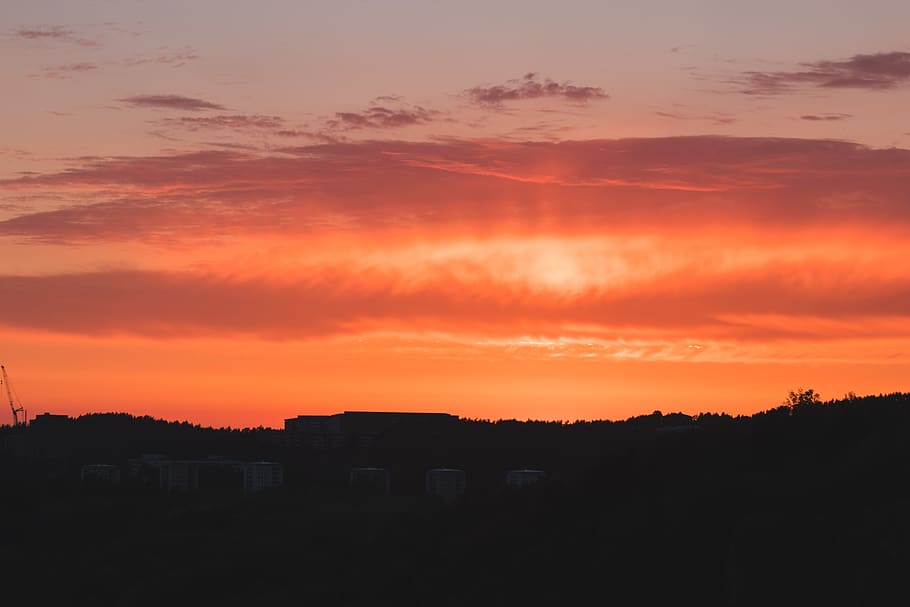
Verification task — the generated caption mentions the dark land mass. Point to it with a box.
[2,392,909,605]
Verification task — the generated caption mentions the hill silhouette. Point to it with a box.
[1,392,909,605]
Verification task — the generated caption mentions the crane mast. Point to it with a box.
[1,365,26,426]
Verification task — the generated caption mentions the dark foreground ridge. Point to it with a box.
[2,392,909,605]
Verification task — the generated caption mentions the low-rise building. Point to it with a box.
[139,457,244,492]
[159,460,199,491]
[426,468,466,504]
[243,461,284,494]
[506,469,546,488]
[80,463,121,484]
[350,467,390,495]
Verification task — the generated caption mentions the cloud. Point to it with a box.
[271,129,342,144]
[156,114,285,131]
[0,258,909,343]
[327,105,439,130]
[119,94,226,111]
[2,137,910,352]
[31,62,99,79]
[654,110,736,125]
[466,73,609,107]
[13,25,97,47]
[123,47,199,68]
[1,137,909,245]
[800,113,852,121]
[503,121,577,141]
[736,51,910,95]
[31,48,198,80]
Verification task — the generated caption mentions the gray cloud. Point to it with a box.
[328,105,439,130]
[737,51,910,95]
[32,62,99,79]
[654,110,736,125]
[123,47,199,68]
[156,114,285,131]
[119,94,226,111]
[13,25,97,47]
[800,113,853,121]
[466,73,609,107]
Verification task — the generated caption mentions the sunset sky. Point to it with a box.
[2,1,910,427]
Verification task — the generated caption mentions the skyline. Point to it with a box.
[2,1,910,426]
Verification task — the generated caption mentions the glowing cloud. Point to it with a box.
[3,137,908,245]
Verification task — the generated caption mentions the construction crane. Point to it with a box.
[1,365,26,426]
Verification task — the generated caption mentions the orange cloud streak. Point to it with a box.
[2,136,909,424]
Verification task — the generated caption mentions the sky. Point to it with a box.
[2,1,910,427]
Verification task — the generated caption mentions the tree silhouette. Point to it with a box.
[784,387,821,409]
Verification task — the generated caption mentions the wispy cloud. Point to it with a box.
[123,46,199,68]
[327,105,440,130]
[156,114,285,131]
[2,136,909,245]
[466,73,609,107]
[13,25,97,47]
[272,129,340,143]
[735,51,910,95]
[119,94,226,111]
[800,113,852,121]
[31,62,99,79]
[654,110,736,125]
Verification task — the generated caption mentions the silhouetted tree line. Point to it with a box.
[1,392,908,605]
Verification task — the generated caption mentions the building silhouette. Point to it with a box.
[127,456,280,493]
[349,467,391,496]
[243,461,284,494]
[285,411,455,449]
[426,468,466,504]
[505,469,546,488]
[80,463,121,484]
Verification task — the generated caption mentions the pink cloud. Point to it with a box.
[736,51,910,95]
[800,113,852,121]
[31,62,99,79]
[123,47,199,68]
[654,110,736,125]
[328,105,439,130]
[156,114,285,131]
[13,25,97,47]
[1,137,909,244]
[119,94,226,111]
[466,73,609,107]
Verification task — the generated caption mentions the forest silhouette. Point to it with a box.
[1,391,909,605]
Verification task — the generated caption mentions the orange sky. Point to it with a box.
[2,3,910,426]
